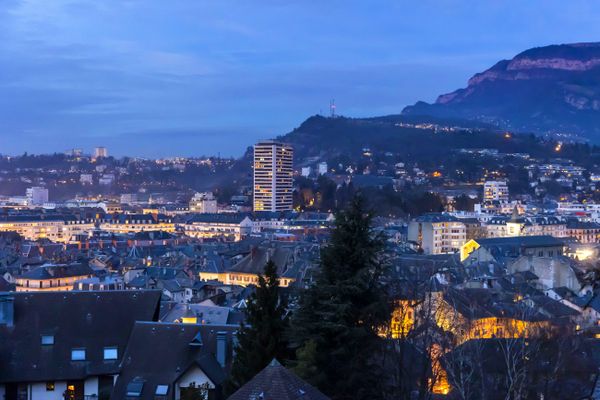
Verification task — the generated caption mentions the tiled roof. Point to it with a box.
[112,322,237,399]
[227,359,330,400]
[187,213,252,224]
[476,235,565,249]
[413,213,459,223]
[0,290,161,383]
[17,262,94,280]
[229,247,292,276]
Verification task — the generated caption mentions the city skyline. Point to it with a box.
[3,0,600,157]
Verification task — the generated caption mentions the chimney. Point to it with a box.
[0,295,15,327]
[216,331,227,367]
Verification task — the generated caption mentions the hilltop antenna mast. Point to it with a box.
[330,99,336,118]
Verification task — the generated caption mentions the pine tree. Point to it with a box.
[289,195,391,399]
[228,259,288,392]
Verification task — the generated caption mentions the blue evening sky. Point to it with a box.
[1,0,600,157]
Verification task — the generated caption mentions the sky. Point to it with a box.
[2,1,600,157]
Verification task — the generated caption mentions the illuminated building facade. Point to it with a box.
[407,213,467,254]
[0,216,94,243]
[98,214,174,234]
[182,214,253,241]
[14,263,94,292]
[189,192,218,213]
[26,187,49,206]
[483,180,509,202]
[253,141,293,212]
[198,246,296,287]
[94,146,108,158]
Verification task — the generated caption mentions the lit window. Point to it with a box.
[46,382,55,391]
[71,348,86,361]
[41,335,54,345]
[104,346,118,360]
[155,385,168,396]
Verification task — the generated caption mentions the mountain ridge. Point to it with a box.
[402,42,600,141]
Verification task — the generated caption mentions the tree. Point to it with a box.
[289,195,392,399]
[228,260,288,391]
[453,194,477,212]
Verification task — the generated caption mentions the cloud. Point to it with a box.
[2,0,600,156]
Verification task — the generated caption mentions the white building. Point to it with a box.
[301,167,312,177]
[26,187,48,206]
[318,162,328,175]
[120,193,138,205]
[80,174,93,185]
[407,213,467,254]
[189,192,218,213]
[181,214,253,241]
[483,180,509,202]
[253,141,293,212]
[99,174,115,185]
[94,146,108,158]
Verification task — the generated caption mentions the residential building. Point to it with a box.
[111,322,237,400]
[407,213,467,255]
[189,192,218,213]
[460,235,565,264]
[73,275,126,291]
[509,255,580,291]
[80,174,93,185]
[94,146,108,158]
[0,290,161,400]
[181,214,253,241]
[484,213,568,239]
[26,187,48,206]
[0,215,94,243]
[98,213,174,234]
[317,161,328,175]
[228,359,330,400]
[14,263,94,292]
[98,174,115,185]
[567,220,600,243]
[483,180,509,202]
[199,246,296,287]
[253,141,293,212]
[120,193,138,205]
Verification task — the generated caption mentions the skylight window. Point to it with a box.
[41,334,54,345]
[126,381,144,397]
[71,348,86,361]
[103,346,118,360]
[155,385,168,396]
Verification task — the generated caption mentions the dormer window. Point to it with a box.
[155,385,168,396]
[41,334,54,345]
[189,331,203,346]
[71,348,86,361]
[126,381,144,397]
[104,346,118,360]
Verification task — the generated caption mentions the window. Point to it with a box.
[104,346,118,360]
[155,385,168,396]
[126,381,144,397]
[41,334,54,345]
[71,348,86,361]
[46,382,55,391]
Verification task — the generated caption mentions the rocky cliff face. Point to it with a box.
[403,42,600,141]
